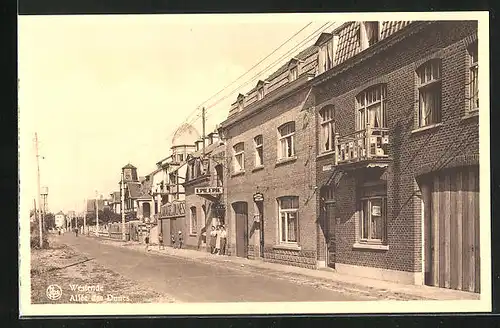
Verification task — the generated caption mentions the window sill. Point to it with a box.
[352,242,389,251]
[231,170,245,177]
[189,234,197,237]
[273,244,301,251]
[275,156,298,167]
[462,109,479,121]
[410,123,443,135]
[252,165,265,172]
[316,151,336,160]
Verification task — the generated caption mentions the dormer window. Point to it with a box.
[316,33,334,75]
[257,86,264,100]
[360,21,380,49]
[236,93,245,112]
[289,65,299,82]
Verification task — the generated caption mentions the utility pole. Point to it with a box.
[34,133,43,248]
[121,172,126,241]
[202,107,206,158]
[95,190,99,236]
[83,198,87,235]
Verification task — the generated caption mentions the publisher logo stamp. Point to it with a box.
[46,284,62,301]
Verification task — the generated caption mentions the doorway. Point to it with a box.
[233,202,248,258]
[325,201,336,268]
[256,201,264,258]
[421,165,480,293]
[321,186,336,268]
[143,203,151,219]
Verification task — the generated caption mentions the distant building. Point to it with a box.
[109,191,121,214]
[55,211,65,228]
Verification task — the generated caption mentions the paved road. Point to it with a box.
[60,234,369,302]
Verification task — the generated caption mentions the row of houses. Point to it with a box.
[107,20,480,294]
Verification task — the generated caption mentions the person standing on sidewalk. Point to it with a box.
[209,226,217,254]
[178,231,183,249]
[171,234,176,248]
[158,232,164,250]
[145,232,150,252]
[218,225,227,255]
[214,226,221,255]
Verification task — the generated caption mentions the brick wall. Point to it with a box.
[314,21,479,274]
[223,86,319,268]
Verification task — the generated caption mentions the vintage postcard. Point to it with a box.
[18,12,491,316]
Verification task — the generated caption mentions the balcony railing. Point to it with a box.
[335,125,390,165]
[159,200,186,219]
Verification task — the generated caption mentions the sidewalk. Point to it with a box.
[91,236,480,301]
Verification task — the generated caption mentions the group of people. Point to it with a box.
[144,226,227,255]
[209,225,227,255]
[147,231,183,251]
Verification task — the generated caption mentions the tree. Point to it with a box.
[44,212,55,229]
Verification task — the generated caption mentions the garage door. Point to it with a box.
[422,165,480,293]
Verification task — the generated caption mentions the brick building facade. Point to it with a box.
[214,20,480,293]
[313,21,479,292]
[218,46,321,268]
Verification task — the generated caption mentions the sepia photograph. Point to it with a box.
[18,12,490,316]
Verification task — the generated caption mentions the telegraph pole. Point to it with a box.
[83,198,87,235]
[121,172,126,241]
[95,190,99,236]
[34,133,43,248]
[202,107,206,158]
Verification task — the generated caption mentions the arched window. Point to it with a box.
[277,122,296,160]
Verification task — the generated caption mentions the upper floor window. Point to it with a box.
[416,60,442,127]
[257,86,264,101]
[278,122,296,160]
[289,66,299,82]
[362,22,380,47]
[254,135,264,167]
[233,142,245,172]
[468,42,479,112]
[278,196,299,244]
[318,40,334,74]
[356,84,387,130]
[189,206,197,235]
[178,154,184,162]
[319,105,335,153]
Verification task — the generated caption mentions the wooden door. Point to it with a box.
[423,166,480,293]
[233,202,248,258]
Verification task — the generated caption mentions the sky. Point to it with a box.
[19,14,336,214]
